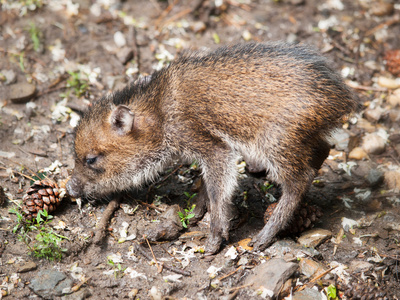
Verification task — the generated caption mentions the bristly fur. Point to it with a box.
[68,41,360,253]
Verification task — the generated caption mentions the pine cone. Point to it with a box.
[384,49,400,76]
[264,202,323,235]
[22,180,61,221]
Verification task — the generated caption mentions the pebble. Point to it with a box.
[382,211,400,231]
[0,69,16,85]
[245,258,298,298]
[348,147,368,160]
[29,269,73,299]
[61,288,92,300]
[15,261,37,273]
[149,286,163,300]
[356,118,377,133]
[366,169,384,186]
[266,239,321,258]
[388,92,400,107]
[292,288,322,300]
[362,133,386,155]
[378,76,400,89]
[330,129,350,151]
[370,1,394,16]
[384,170,400,190]
[145,204,183,242]
[114,31,126,48]
[297,228,332,248]
[190,21,206,33]
[116,47,133,65]
[363,107,384,122]
[348,260,373,273]
[299,258,327,278]
[389,109,400,122]
[9,82,37,103]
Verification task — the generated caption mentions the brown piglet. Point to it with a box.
[67,42,359,253]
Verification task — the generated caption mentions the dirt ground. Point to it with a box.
[1,0,400,299]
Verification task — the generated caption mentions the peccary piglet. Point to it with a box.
[67,42,359,253]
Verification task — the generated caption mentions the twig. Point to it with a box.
[228,283,253,292]
[93,197,121,245]
[226,290,239,300]
[217,266,242,281]
[161,245,183,263]
[161,8,192,27]
[0,166,36,182]
[149,0,162,13]
[347,84,388,92]
[145,236,162,272]
[155,0,179,29]
[71,276,91,293]
[365,14,400,37]
[138,200,165,211]
[295,266,338,292]
[135,243,191,276]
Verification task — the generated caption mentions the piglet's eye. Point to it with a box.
[86,156,97,165]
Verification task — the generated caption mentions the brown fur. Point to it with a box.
[67,42,359,253]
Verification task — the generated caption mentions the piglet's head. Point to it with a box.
[67,101,162,200]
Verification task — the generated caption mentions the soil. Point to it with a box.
[0,0,400,299]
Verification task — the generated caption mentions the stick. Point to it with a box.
[93,197,121,245]
[217,266,242,281]
[365,14,400,37]
[71,276,91,293]
[228,283,253,292]
[295,266,338,292]
[145,236,161,272]
[161,245,183,263]
[135,244,191,276]
[0,166,36,182]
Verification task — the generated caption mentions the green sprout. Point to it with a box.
[327,284,338,300]
[10,207,68,261]
[177,192,197,228]
[65,70,89,98]
[107,259,126,279]
[27,22,41,52]
[178,205,196,229]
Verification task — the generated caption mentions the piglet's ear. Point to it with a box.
[110,105,134,135]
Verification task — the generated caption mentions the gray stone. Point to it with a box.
[366,169,384,186]
[245,258,298,298]
[146,204,183,242]
[292,288,322,300]
[330,129,350,151]
[9,82,36,103]
[61,288,92,300]
[29,269,73,299]
[266,239,321,258]
[348,260,373,273]
[297,228,332,248]
[116,47,134,65]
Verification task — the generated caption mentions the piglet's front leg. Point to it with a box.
[200,150,239,254]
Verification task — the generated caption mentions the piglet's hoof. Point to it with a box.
[204,235,223,255]
[250,235,275,252]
